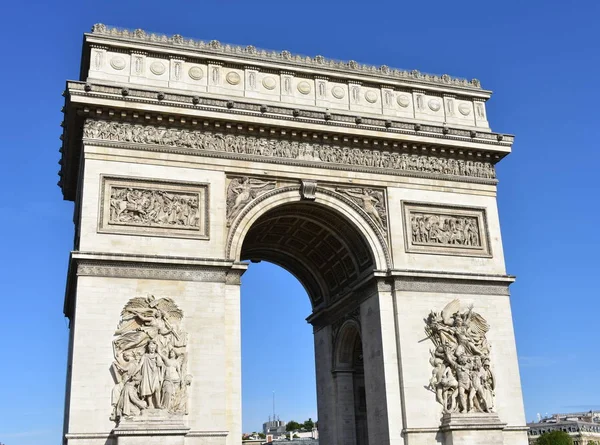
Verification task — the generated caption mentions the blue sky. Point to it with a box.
[1,0,599,443]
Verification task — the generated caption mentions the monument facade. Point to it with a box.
[59,24,527,445]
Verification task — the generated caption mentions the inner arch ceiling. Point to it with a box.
[240,202,375,308]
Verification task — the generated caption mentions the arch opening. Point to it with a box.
[333,322,369,445]
[240,261,317,438]
[240,201,377,309]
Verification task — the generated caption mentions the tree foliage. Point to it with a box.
[286,420,302,432]
[535,430,573,445]
[303,418,315,430]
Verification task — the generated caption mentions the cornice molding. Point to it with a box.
[66,81,513,148]
[89,24,485,92]
[63,251,240,319]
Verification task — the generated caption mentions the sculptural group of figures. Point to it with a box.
[224,177,389,235]
[83,120,496,180]
[411,214,480,247]
[336,187,387,232]
[110,295,191,422]
[425,300,495,414]
[109,187,200,228]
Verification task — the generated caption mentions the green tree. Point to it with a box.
[286,420,302,432]
[258,433,266,439]
[535,430,573,445]
[587,441,598,445]
[303,418,315,430]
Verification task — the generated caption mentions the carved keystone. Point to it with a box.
[301,180,317,201]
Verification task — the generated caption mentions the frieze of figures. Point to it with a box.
[109,186,201,229]
[83,120,496,180]
[425,300,495,414]
[110,295,191,423]
[411,212,480,247]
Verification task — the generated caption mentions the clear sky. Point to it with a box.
[1,0,599,443]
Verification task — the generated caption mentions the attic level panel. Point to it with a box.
[84,26,492,131]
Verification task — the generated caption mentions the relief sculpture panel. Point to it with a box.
[99,176,209,239]
[403,202,490,257]
[226,176,276,226]
[425,300,495,414]
[335,187,388,233]
[110,295,191,422]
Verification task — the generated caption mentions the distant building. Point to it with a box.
[288,429,319,440]
[263,417,286,438]
[528,411,600,445]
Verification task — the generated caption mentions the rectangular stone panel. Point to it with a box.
[98,176,209,239]
[402,202,491,257]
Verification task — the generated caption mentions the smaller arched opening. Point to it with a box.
[333,321,369,445]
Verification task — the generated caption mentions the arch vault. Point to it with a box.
[58,25,528,445]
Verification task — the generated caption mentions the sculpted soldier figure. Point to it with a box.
[455,355,472,413]
[469,356,489,412]
[110,350,147,420]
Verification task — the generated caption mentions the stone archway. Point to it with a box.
[227,188,390,445]
[58,25,529,445]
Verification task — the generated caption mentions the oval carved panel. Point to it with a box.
[262,76,276,90]
[110,56,126,71]
[397,94,410,108]
[297,81,312,95]
[188,66,204,80]
[459,103,472,116]
[331,86,345,99]
[365,90,378,103]
[226,71,241,85]
[428,99,441,112]
[149,61,166,75]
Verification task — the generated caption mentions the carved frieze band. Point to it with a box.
[77,261,228,282]
[99,176,209,239]
[83,120,496,181]
[394,278,510,296]
[403,202,491,257]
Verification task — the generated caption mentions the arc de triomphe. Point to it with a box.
[58,24,527,445]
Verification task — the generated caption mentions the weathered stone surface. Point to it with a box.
[59,25,527,445]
